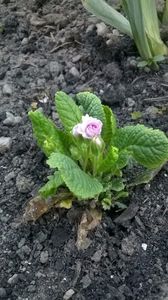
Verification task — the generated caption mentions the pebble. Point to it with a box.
[16,174,33,193]
[96,22,108,37]
[3,112,22,126]
[72,54,82,63]
[49,61,62,76]
[86,24,94,33]
[127,97,136,107]
[0,288,7,298]
[80,274,92,289]
[2,83,13,96]
[163,72,168,82]
[0,137,12,154]
[69,66,80,78]
[63,289,75,300]
[91,249,103,262]
[40,251,49,264]
[141,243,148,251]
[4,171,15,182]
[21,37,29,45]
[8,274,19,285]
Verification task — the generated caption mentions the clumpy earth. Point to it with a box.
[0,0,168,299]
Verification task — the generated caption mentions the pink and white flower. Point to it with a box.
[72,114,103,140]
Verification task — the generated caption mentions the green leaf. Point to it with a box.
[39,171,64,198]
[137,61,148,68]
[55,91,82,132]
[98,146,119,173]
[116,150,129,169]
[29,110,69,156]
[82,0,132,37]
[102,198,112,210]
[47,153,103,199]
[102,105,117,144]
[111,178,125,192]
[76,92,106,124]
[113,125,168,169]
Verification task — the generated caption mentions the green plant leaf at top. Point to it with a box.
[102,105,117,144]
[29,110,69,157]
[47,153,103,199]
[39,171,64,198]
[76,92,106,124]
[113,125,168,169]
[55,91,82,132]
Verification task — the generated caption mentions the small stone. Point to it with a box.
[127,97,135,107]
[16,174,33,193]
[40,251,48,264]
[21,245,31,255]
[0,137,12,154]
[72,55,82,63]
[63,289,75,300]
[91,249,103,262]
[69,66,80,78]
[4,171,15,182]
[80,274,92,289]
[8,274,19,285]
[86,24,94,33]
[35,271,45,278]
[3,112,22,126]
[0,288,7,298]
[21,38,29,45]
[49,61,62,76]
[141,243,147,251]
[96,22,108,37]
[28,285,36,292]
[3,83,13,96]
[18,238,26,248]
[163,72,168,82]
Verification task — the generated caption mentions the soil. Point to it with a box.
[0,0,168,299]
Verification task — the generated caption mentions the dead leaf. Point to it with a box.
[23,192,74,222]
[76,209,102,250]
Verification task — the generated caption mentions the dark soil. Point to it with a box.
[0,0,168,299]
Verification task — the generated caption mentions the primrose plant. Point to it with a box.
[27,91,168,218]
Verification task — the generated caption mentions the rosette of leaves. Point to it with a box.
[26,91,168,221]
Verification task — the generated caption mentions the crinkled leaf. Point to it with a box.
[116,150,129,169]
[102,198,112,210]
[47,153,103,199]
[102,105,117,144]
[55,91,82,132]
[29,110,69,156]
[39,171,63,198]
[113,125,168,169]
[111,178,125,192]
[76,92,106,124]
